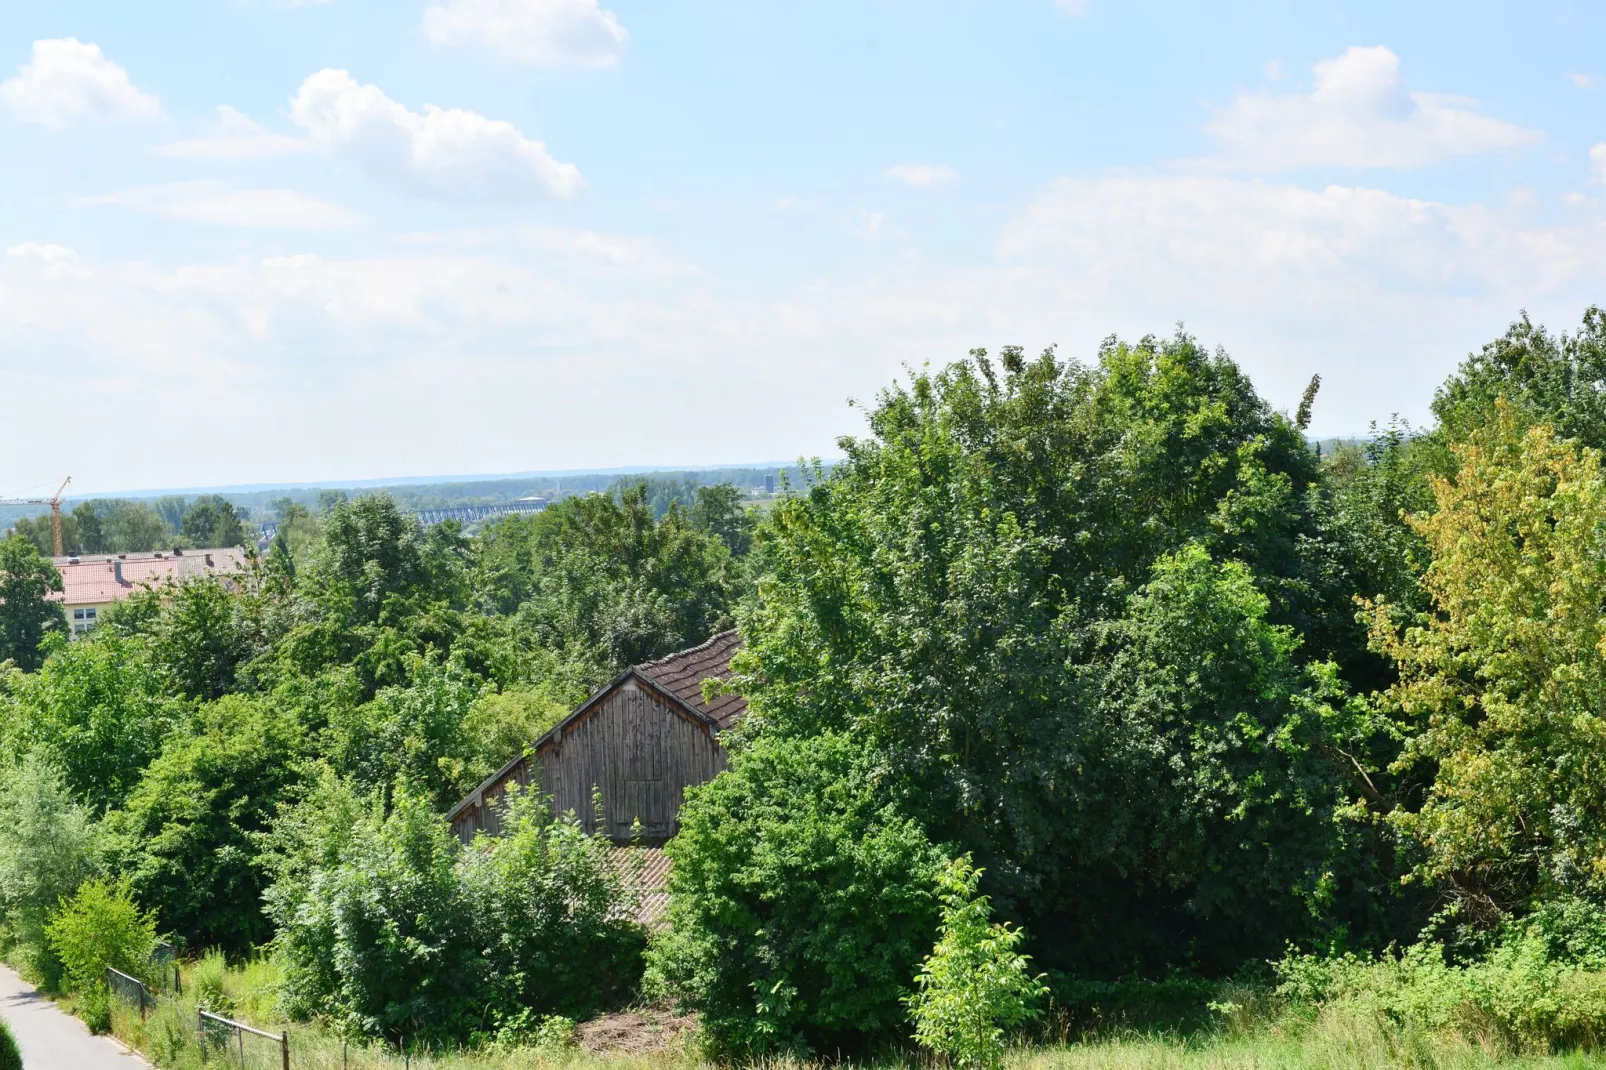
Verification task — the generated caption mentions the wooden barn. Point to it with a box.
[447,631,747,845]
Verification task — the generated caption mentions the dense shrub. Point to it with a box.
[271,785,642,1044]
[108,695,305,953]
[646,731,948,1056]
[0,1016,19,1070]
[44,878,157,1032]
[462,786,645,1028]
[1277,899,1606,1053]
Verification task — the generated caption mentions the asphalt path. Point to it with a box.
[0,965,145,1069]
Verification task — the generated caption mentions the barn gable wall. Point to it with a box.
[540,678,727,842]
[448,675,728,844]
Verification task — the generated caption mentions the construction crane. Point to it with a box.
[0,477,73,556]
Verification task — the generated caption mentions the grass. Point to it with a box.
[95,954,1606,1070]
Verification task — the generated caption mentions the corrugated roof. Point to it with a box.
[633,630,747,729]
[48,548,249,606]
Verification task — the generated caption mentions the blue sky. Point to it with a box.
[2,0,1604,494]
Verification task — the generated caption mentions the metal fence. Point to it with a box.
[105,966,153,1020]
[198,1007,289,1070]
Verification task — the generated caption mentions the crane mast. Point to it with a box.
[0,476,73,556]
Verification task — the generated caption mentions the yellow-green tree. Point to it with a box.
[1373,402,1606,917]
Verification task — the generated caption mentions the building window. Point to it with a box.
[83,608,97,619]
[73,608,85,620]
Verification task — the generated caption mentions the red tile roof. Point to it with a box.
[634,630,747,729]
[49,548,249,606]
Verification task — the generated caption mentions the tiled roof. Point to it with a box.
[634,630,747,729]
[49,548,249,606]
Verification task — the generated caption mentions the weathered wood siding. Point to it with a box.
[450,678,726,844]
[542,679,727,842]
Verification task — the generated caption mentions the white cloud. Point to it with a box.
[399,224,696,275]
[1207,45,1540,168]
[1571,73,1596,90]
[7,172,1606,488]
[1053,0,1091,15]
[156,105,311,159]
[290,69,582,200]
[0,38,160,127]
[885,163,956,187]
[1592,143,1606,184]
[5,242,86,279]
[423,0,628,66]
[81,181,359,229]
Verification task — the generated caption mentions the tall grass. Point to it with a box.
[103,952,1606,1070]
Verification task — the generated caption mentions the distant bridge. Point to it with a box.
[416,500,549,527]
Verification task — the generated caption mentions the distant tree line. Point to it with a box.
[7,494,248,557]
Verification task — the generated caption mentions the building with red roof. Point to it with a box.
[50,547,249,636]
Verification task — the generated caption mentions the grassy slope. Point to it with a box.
[100,957,1606,1070]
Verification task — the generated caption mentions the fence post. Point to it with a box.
[199,1007,206,1064]
[282,1030,290,1070]
[175,962,182,996]
[238,1026,246,1070]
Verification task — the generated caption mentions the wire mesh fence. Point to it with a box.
[106,966,153,1020]
[198,1006,290,1069]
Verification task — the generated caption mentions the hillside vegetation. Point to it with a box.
[5,310,1606,1069]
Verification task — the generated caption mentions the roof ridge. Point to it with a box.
[632,629,740,675]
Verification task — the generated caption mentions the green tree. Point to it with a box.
[691,483,755,557]
[108,695,305,952]
[103,502,170,553]
[316,494,426,623]
[727,336,1402,978]
[907,856,1046,1070]
[1434,307,1606,451]
[4,633,176,813]
[180,494,245,548]
[149,576,249,701]
[0,753,102,986]
[322,658,484,808]
[0,535,64,670]
[1370,405,1606,919]
[647,732,947,1056]
[477,485,740,674]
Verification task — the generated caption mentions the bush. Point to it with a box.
[0,752,101,988]
[907,856,1046,1069]
[461,785,645,1025]
[108,694,304,953]
[270,783,641,1044]
[1275,901,1606,1053]
[44,878,156,1033]
[0,1016,20,1070]
[645,731,948,1057]
[273,789,480,1041]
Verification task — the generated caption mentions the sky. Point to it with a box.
[2,0,1604,495]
